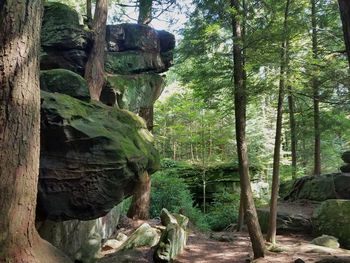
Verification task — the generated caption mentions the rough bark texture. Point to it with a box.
[338,0,350,68]
[231,0,265,258]
[311,0,321,176]
[0,1,71,262]
[267,0,291,244]
[127,171,151,220]
[138,0,153,25]
[288,87,297,179]
[84,0,108,101]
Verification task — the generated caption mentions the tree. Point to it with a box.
[311,0,321,176]
[87,0,93,26]
[0,1,71,262]
[84,0,108,101]
[231,0,265,258]
[267,0,291,244]
[138,0,153,24]
[338,0,350,68]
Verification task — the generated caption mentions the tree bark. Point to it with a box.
[127,171,151,220]
[0,1,71,262]
[267,0,291,244]
[138,0,153,24]
[84,0,108,101]
[86,0,92,27]
[311,0,321,176]
[288,87,297,179]
[338,0,350,68]
[231,0,265,258]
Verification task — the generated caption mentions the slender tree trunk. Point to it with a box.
[86,0,92,27]
[267,0,291,244]
[311,0,321,176]
[338,0,350,68]
[85,0,108,101]
[237,194,245,231]
[138,0,153,24]
[288,87,297,179]
[0,2,71,262]
[231,0,265,258]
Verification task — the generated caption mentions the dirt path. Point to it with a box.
[175,231,350,263]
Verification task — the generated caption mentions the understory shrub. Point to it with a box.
[150,171,209,231]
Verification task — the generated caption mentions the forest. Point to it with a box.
[0,0,350,263]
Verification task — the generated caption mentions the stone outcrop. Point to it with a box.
[40,2,91,75]
[38,206,121,260]
[154,209,188,262]
[340,151,350,173]
[38,91,159,221]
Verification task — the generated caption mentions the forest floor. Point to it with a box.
[100,216,350,263]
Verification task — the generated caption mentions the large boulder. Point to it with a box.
[105,51,166,74]
[38,91,159,221]
[282,174,349,201]
[41,2,91,50]
[100,74,165,111]
[40,69,90,101]
[257,207,313,234]
[312,199,350,249]
[106,24,160,52]
[156,30,176,53]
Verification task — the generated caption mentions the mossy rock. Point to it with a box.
[311,235,340,249]
[105,51,165,74]
[100,74,164,112]
[42,2,91,50]
[38,91,159,221]
[40,69,90,101]
[312,199,350,249]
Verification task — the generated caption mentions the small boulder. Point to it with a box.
[75,233,101,263]
[311,235,340,249]
[119,223,160,251]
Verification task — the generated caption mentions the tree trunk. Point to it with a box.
[267,0,291,244]
[288,87,297,179]
[237,194,245,231]
[338,0,350,68]
[138,0,153,24]
[0,2,71,262]
[84,0,108,101]
[311,0,321,176]
[127,171,151,220]
[86,0,92,27]
[231,0,265,258]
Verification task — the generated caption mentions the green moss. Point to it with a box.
[40,69,90,101]
[313,199,350,249]
[41,91,159,172]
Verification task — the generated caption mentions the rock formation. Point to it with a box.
[36,2,175,258]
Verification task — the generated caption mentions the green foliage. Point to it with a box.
[205,191,239,231]
[150,171,210,231]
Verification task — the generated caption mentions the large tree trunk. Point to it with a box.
[311,0,321,176]
[0,2,71,262]
[267,0,291,244]
[127,171,151,220]
[288,87,297,179]
[138,0,153,24]
[231,0,265,259]
[84,0,108,101]
[127,107,153,220]
[338,0,350,68]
